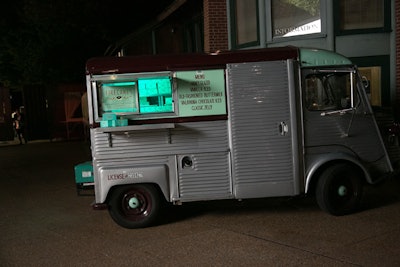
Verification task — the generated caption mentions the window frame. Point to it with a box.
[183,14,204,53]
[266,0,326,43]
[92,72,176,123]
[334,0,391,36]
[91,69,229,123]
[230,0,260,49]
[99,81,139,115]
[350,55,391,106]
[302,68,360,113]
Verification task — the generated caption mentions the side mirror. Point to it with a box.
[362,76,370,90]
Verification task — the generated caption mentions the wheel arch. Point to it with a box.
[106,181,168,205]
[305,154,371,195]
[94,163,172,204]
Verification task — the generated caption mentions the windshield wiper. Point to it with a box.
[320,108,354,116]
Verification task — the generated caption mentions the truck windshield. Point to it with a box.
[304,71,358,111]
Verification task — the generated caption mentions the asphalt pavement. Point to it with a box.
[1,140,400,266]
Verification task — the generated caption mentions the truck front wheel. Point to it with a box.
[108,184,160,228]
[316,163,363,216]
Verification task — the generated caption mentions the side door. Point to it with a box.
[227,60,302,199]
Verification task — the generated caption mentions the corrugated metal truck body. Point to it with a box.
[79,47,392,228]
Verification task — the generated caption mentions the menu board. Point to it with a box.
[176,69,226,117]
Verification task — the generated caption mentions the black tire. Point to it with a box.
[108,184,160,229]
[316,163,363,216]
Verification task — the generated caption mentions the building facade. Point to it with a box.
[226,0,395,110]
[107,1,204,56]
[113,0,398,113]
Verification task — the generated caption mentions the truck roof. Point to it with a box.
[299,48,352,67]
[86,47,353,75]
[86,47,299,75]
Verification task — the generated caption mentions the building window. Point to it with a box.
[351,55,390,106]
[358,67,382,106]
[272,0,321,38]
[336,0,391,34]
[183,17,204,53]
[231,0,259,48]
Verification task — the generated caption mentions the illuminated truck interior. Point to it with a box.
[96,76,173,118]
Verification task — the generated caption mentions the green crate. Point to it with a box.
[74,161,94,184]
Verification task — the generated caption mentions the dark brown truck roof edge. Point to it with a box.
[86,46,299,75]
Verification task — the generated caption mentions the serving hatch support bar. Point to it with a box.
[99,123,175,147]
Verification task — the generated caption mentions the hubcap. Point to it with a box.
[338,185,347,196]
[128,197,140,209]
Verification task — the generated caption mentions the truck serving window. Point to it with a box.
[96,76,174,119]
[138,77,173,114]
[99,81,138,114]
[92,69,226,122]
[304,71,358,111]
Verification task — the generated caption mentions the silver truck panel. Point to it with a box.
[304,105,392,182]
[93,156,173,203]
[97,164,168,202]
[91,120,229,158]
[177,152,232,201]
[91,120,230,203]
[227,60,301,199]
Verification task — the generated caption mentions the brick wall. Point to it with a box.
[203,0,229,53]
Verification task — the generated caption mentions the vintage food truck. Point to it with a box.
[79,47,393,228]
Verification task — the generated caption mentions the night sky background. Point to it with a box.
[0,0,174,88]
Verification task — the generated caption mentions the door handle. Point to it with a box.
[279,121,288,136]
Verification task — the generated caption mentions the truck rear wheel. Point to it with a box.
[108,184,160,228]
[316,163,363,216]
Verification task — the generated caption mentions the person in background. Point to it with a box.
[11,109,18,137]
[13,108,27,144]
